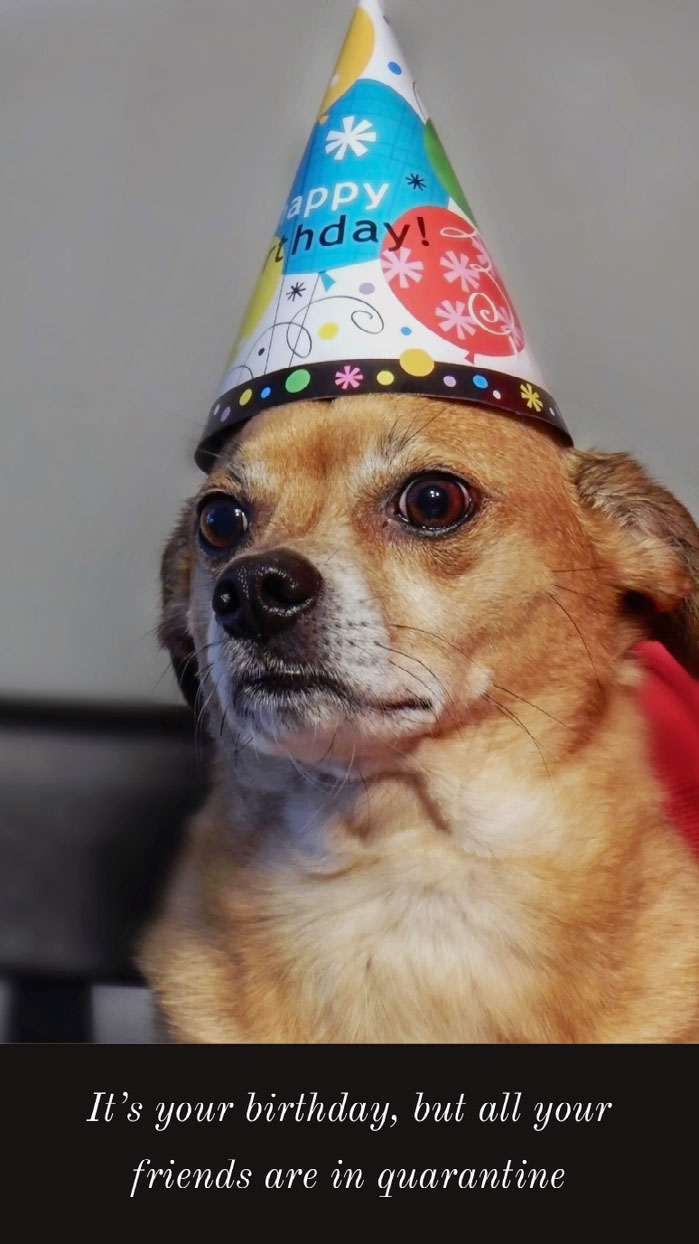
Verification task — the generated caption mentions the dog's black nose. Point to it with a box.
[212,549,323,641]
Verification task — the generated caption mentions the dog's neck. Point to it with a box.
[212,659,649,867]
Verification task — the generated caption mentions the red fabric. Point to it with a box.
[635,640,699,857]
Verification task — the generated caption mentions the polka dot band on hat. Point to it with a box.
[195,357,570,470]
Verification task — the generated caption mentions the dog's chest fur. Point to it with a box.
[148,738,684,1045]
[229,812,539,1043]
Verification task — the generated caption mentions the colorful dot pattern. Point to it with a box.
[196,359,571,470]
[285,368,311,394]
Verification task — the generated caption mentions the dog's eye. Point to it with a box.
[397,475,474,531]
[198,496,249,551]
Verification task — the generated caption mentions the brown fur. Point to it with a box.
[140,397,699,1042]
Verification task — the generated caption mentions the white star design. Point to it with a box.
[325,117,377,160]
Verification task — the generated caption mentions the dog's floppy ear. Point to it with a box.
[159,503,200,712]
[568,449,699,675]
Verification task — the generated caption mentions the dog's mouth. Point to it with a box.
[235,670,431,715]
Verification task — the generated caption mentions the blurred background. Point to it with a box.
[1,0,698,1039]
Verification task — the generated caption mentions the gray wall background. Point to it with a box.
[2,0,697,704]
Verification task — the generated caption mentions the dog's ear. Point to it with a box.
[159,503,200,712]
[568,449,699,675]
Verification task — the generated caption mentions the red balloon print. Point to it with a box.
[380,205,525,359]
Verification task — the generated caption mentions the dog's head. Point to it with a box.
[161,396,699,770]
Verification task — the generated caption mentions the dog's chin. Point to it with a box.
[224,673,435,767]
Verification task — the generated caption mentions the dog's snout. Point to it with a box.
[212,549,323,641]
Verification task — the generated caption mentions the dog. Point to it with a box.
[140,394,699,1042]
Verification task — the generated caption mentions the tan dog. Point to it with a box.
[140,395,699,1042]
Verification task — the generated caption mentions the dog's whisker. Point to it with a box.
[546,591,604,695]
[484,692,556,799]
[168,639,227,702]
[193,655,225,757]
[337,743,357,798]
[376,646,446,708]
[193,658,219,692]
[139,623,163,643]
[385,622,572,730]
[320,546,344,567]
[551,581,599,602]
[490,683,574,730]
[232,730,254,766]
[372,640,448,703]
[280,737,337,791]
[149,661,179,694]
[318,727,339,767]
[287,742,359,842]
[219,704,232,741]
[356,764,372,838]
[193,682,218,770]
[387,621,485,673]
[383,658,444,718]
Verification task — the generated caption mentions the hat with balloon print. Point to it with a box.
[196,0,570,469]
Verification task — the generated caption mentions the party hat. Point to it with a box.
[196,0,570,469]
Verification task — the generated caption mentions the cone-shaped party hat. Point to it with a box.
[196,0,570,469]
